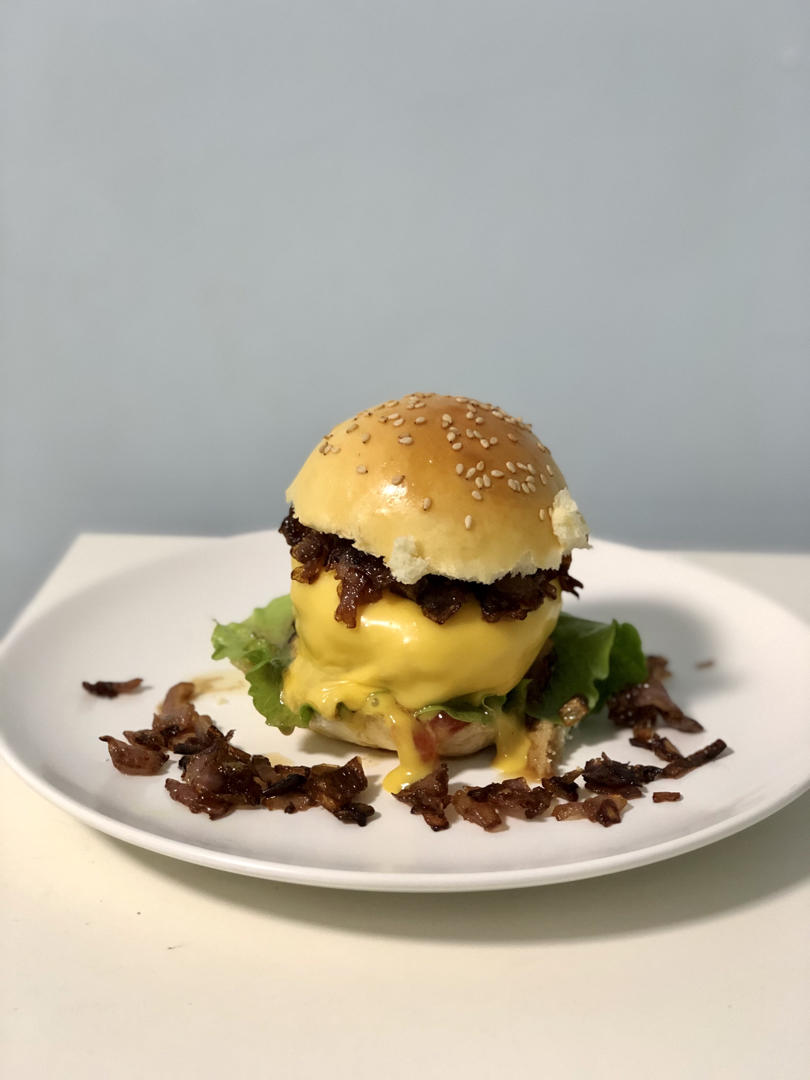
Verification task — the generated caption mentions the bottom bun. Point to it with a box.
[309,710,569,777]
[308,711,494,756]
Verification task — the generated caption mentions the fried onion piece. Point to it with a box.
[99,735,168,775]
[452,777,552,831]
[552,793,628,827]
[83,678,143,698]
[659,739,728,779]
[393,765,451,831]
[165,778,232,820]
[582,753,661,799]
[542,768,582,801]
[608,656,703,738]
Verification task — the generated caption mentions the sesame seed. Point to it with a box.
[466,467,477,479]
[492,410,503,419]
[505,416,516,425]
[387,412,400,420]
[415,416,427,424]
[384,400,397,407]
[378,416,388,424]
[480,439,489,449]
[508,479,521,491]
[476,461,484,471]
[446,431,456,443]
[391,474,404,484]
[475,476,483,488]
[490,469,504,478]
[516,462,527,471]
[393,418,405,427]
[466,428,475,438]
[464,514,473,529]
[527,482,536,493]
[422,497,432,511]
[539,474,548,485]
[413,401,426,408]
[471,489,483,501]
[346,422,358,433]
[360,432,370,443]
[441,420,450,429]
[451,441,463,450]
[489,436,498,445]
[475,416,484,425]
[546,463,553,475]
[398,435,413,445]
[442,413,453,423]
[482,474,492,488]
[466,411,475,420]
[472,430,483,439]
[527,463,536,475]
[456,396,468,403]
[521,482,531,493]
[538,508,546,521]
[356,465,367,474]
[507,432,518,442]
[506,461,517,473]
[330,445,341,454]
[456,463,464,475]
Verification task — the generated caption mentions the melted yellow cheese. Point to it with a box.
[282,568,561,790]
[492,708,533,777]
[285,570,560,710]
[376,694,433,793]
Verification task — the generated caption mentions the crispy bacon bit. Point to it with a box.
[608,656,703,738]
[553,793,628,826]
[99,735,168,775]
[452,778,552,831]
[394,765,451,831]
[653,791,682,803]
[83,678,143,698]
[582,753,661,799]
[280,509,580,627]
[542,768,582,801]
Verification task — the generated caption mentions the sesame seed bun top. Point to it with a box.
[285,392,589,585]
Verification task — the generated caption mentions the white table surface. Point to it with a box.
[2,535,808,1080]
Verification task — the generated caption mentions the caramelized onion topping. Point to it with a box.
[280,510,581,628]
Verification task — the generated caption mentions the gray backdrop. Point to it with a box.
[2,0,809,634]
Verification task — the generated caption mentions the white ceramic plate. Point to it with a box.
[1,533,808,892]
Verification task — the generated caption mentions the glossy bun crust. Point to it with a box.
[286,392,589,585]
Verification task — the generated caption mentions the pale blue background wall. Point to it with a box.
[2,0,809,632]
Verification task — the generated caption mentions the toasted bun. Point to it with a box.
[286,392,589,585]
[308,711,495,756]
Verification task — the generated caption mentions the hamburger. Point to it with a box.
[213,392,644,794]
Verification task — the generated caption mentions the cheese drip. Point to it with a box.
[282,567,561,790]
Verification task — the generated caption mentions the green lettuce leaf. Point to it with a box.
[528,612,647,724]
[414,694,507,726]
[211,595,311,732]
